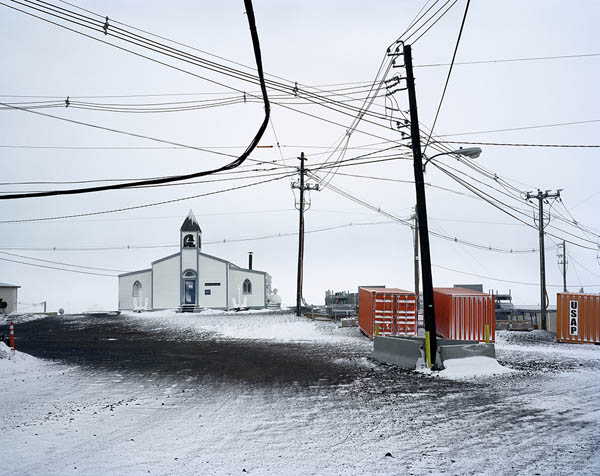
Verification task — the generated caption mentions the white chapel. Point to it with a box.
[118,211,273,311]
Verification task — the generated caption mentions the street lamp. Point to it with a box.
[423,147,482,172]
[416,145,482,368]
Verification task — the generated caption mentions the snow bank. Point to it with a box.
[437,356,515,380]
[0,341,42,372]
[496,330,600,361]
[125,309,367,345]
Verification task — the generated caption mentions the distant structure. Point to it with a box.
[493,290,514,321]
[453,284,484,292]
[325,289,359,319]
[267,288,282,308]
[118,211,273,311]
[457,284,559,332]
[0,282,19,314]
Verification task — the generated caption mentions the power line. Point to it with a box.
[10,2,600,256]
[0,220,399,252]
[437,140,600,148]
[54,0,381,98]
[12,0,394,125]
[0,151,411,222]
[0,250,128,272]
[431,263,599,288]
[0,148,407,188]
[403,0,456,43]
[0,0,272,199]
[1,89,384,113]
[1,0,406,151]
[438,119,600,137]
[416,52,600,67]
[309,172,539,254]
[326,170,476,199]
[432,160,600,250]
[0,256,117,277]
[0,173,294,223]
[411,0,459,44]
[422,0,470,154]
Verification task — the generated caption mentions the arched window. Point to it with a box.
[183,234,196,248]
[243,278,252,295]
[132,280,142,297]
[183,269,197,278]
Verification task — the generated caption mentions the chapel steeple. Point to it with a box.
[180,210,202,250]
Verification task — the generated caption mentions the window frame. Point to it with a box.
[242,278,252,295]
[132,280,143,297]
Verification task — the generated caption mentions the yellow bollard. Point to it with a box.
[485,324,490,344]
[375,324,379,336]
[425,331,431,369]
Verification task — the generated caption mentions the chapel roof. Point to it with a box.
[180,210,202,232]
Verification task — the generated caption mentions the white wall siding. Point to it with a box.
[152,254,180,309]
[198,254,227,308]
[181,248,197,273]
[0,287,18,314]
[118,271,152,310]
[228,269,265,308]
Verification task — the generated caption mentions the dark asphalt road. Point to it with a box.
[1,313,468,396]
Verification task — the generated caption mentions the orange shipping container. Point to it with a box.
[358,287,417,339]
[556,293,600,344]
[433,287,495,342]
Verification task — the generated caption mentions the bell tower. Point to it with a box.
[180,210,201,309]
[181,209,202,251]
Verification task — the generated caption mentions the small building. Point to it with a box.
[118,211,273,311]
[0,282,20,314]
[512,304,557,333]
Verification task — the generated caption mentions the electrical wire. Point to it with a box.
[0,250,129,272]
[308,171,539,254]
[416,52,600,68]
[431,263,598,288]
[0,0,271,199]
[1,1,401,143]
[410,0,459,44]
[438,118,600,137]
[0,256,117,276]
[422,0,470,154]
[0,173,295,223]
[436,140,600,148]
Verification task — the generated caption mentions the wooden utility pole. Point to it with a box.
[526,189,561,330]
[558,240,567,292]
[292,152,319,316]
[404,43,438,365]
[413,209,420,314]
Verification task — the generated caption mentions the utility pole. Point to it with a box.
[526,189,561,330]
[558,240,567,292]
[404,43,438,365]
[413,208,420,314]
[292,152,319,316]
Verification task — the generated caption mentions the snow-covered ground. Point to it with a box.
[0,312,49,325]
[2,313,599,475]
[125,309,368,344]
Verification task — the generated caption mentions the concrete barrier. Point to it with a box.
[371,336,496,370]
[439,343,496,367]
[371,336,423,370]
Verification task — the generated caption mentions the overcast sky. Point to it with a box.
[1,0,599,312]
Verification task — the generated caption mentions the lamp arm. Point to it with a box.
[422,151,450,172]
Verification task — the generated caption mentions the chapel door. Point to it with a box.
[184,279,196,305]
